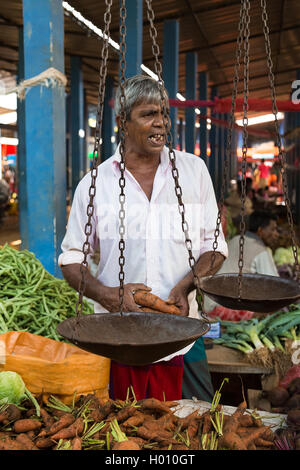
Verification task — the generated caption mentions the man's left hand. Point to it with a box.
[166,284,189,317]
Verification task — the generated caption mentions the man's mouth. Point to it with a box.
[148,134,164,145]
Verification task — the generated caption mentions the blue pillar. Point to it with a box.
[71,55,85,197]
[102,76,115,161]
[17,26,28,248]
[22,0,66,277]
[199,72,208,165]
[185,52,197,154]
[124,0,143,78]
[178,118,184,151]
[209,86,219,189]
[163,20,179,148]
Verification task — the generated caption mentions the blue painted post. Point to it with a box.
[17,26,28,248]
[124,0,143,78]
[71,55,85,197]
[199,72,208,165]
[209,86,218,190]
[163,20,179,149]
[185,52,197,154]
[102,75,115,161]
[294,69,300,224]
[22,0,66,277]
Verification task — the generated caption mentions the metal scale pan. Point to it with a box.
[200,273,300,313]
[57,312,210,366]
[57,0,211,365]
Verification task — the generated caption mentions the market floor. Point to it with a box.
[0,214,20,247]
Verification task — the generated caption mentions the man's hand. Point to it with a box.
[166,283,189,317]
[101,283,152,313]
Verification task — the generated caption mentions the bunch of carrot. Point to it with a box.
[0,390,276,451]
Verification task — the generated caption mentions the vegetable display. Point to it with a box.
[0,377,277,451]
[0,244,94,340]
[213,306,300,376]
[0,371,40,417]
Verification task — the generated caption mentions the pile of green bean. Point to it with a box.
[0,244,94,341]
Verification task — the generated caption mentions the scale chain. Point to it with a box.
[238,0,251,300]
[145,0,210,321]
[211,0,247,271]
[75,0,113,320]
[118,0,127,314]
[260,0,300,283]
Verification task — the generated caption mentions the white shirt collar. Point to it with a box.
[111,144,171,175]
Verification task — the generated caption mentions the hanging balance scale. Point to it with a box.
[200,0,300,313]
[57,0,211,366]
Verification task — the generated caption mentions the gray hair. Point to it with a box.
[114,74,168,119]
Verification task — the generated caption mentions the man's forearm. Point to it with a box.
[61,263,109,305]
[176,251,225,294]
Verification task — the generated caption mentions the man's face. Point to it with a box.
[258,219,279,247]
[124,101,166,156]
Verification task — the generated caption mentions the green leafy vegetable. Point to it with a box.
[0,370,40,416]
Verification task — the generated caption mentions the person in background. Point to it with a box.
[224,177,254,231]
[204,210,279,320]
[258,158,270,188]
[0,178,10,226]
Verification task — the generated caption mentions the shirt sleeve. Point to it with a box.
[58,176,97,266]
[199,161,228,259]
[251,248,279,277]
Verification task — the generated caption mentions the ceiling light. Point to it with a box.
[236,112,284,126]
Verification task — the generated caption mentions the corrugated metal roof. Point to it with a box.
[0,0,299,107]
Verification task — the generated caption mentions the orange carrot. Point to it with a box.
[237,427,269,447]
[114,405,137,423]
[40,408,55,428]
[0,437,29,451]
[122,412,146,428]
[223,401,247,434]
[177,410,200,430]
[16,433,39,450]
[219,431,248,450]
[139,307,166,314]
[254,437,275,448]
[112,440,141,450]
[35,437,55,449]
[71,436,82,450]
[47,413,75,436]
[51,417,84,440]
[134,290,181,315]
[138,397,174,414]
[13,419,42,433]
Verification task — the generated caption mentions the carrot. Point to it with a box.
[223,401,247,434]
[122,412,146,428]
[13,419,42,433]
[71,436,82,450]
[219,431,247,450]
[237,427,269,447]
[114,405,137,423]
[134,290,181,315]
[35,437,56,449]
[112,440,141,450]
[51,417,84,440]
[139,307,165,314]
[247,442,256,450]
[137,426,178,444]
[201,411,212,435]
[0,437,28,451]
[16,433,39,450]
[162,401,179,408]
[138,397,174,414]
[0,404,22,425]
[156,413,177,432]
[187,421,198,439]
[47,413,75,435]
[40,408,55,428]
[177,410,200,430]
[238,414,255,427]
[254,437,275,448]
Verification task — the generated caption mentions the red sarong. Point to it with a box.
[109,355,183,401]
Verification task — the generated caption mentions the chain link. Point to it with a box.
[145,0,210,321]
[211,0,246,271]
[75,0,113,318]
[260,0,300,282]
[238,0,251,299]
[118,0,127,313]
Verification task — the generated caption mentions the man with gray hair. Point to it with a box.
[59,74,227,402]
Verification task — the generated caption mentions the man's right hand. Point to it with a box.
[100,283,152,313]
